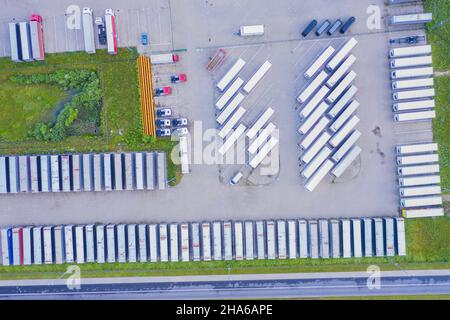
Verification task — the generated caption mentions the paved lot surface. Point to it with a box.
[0,0,434,226]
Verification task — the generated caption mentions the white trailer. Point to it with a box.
[341,219,351,258]
[28,157,38,192]
[390,55,432,69]
[397,154,439,166]
[298,101,329,135]
[243,60,272,93]
[244,221,254,260]
[106,225,116,263]
[43,226,53,264]
[72,155,81,192]
[180,223,190,262]
[218,107,246,139]
[124,153,133,190]
[212,222,222,261]
[248,123,276,154]
[82,8,96,54]
[389,45,432,58]
[116,224,126,263]
[156,152,167,190]
[239,25,265,36]
[287,220,297,259]
[299,86,329,119]
[95,225,105,263]
[393,99,435,112]
[304,46,335,79]
[399,175,440,187]
[328,85,358,118]
[326,37,358,71]
[400,185,441,197]
[63,225,74,263]
[169,224,179,262]
[103,154,113,191]
[398,164,440,176]
[395,218,407,256]
[93,154,102,192]
[276,220,287,259]
[301,132,331,164]
[12,228,21,265]
[330,100,360,133]
[326,54,356,88]
[384,218,395,257]
[234,222,244,260]
[191,223,201,261]
[218,124,247,155]
[329,115,360,147]
[149,224,158,262]
[246,107,275,139]
[223,221,233,260]
[362,218,373,257]
[201,223,211,261]
[8,23,21,62]
[308,220,319,259]
[150,53,179,64]
[215,78,244,110]
[0,157,7,194]
[330,219,340,258]
[82,154,92,191]
[8,156,19,193]
[50,155,60,192]
[393,88,435,101]
[217,58,246,91]
[331,130,361,162]
[145,152,156,190]
[326,70,356,104]
[19,22,33,61]
[249,136,278,169]
[305,159,334,192]
[137,224,147,262]
[331,145,362,178]
[75,226,85,264]
[134,153,144,190]
[114,153,123,191]
[318,220,330,259]
[53,226,64,264]
[18,156,28,193]
[255,221,265,259]
[32,227,43,264]
[22,227,32,265]
[159,224,169,262]
[300,117,330,150]
[266,221,276,260]
[391,66,433,79]
[298,220,308,258]
[394,110,436,122]
[0,229,10,266]
[351,219,362,258]
[397,143,438,156]
[104,9,117,55]
[389,13,433,25]
[217,93,245,125]
[297,70,328,103]
[392,78,433,90]
[60,155,70,192]
[403,207,444,218]
[84,224,94,263]
[374,218,384,257]
[401,195,442,208]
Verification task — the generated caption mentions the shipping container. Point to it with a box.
[201,223,212,261]
[43,226,53,264]
[266,221,276,259]
[0,229,10,265]
[169,224,179,262]
[149,224,158,262]
[374,218,384,257]
[330,219,340,258]
[217,58,246,91]
[95,225,105,263]
[298,220,308,258]
[82,154,92,191]
[191,223,201,262]
[18,155,29,193]
[135,153,145,190]
[65,225,75,264]
[243,60,272,93]
[32,227,43,265]
[103,154,113,191]
[85,224,95,263]
[8,156,19,193]
[93,154,102,191]
[297,71,328,103]
[137,224,148,262]
[384,218,395,257]
[54,226,64,264]
[245,221,254,260]
[308,220,319,258]
[326,54,356,88]
[159,224,169,262]
[215,77,244,110]
[400,185,441,197]
[396,142,438,155]
[287,220,297,259]
[362,218,373,257]
[50,155,60,192]
[180,223,190,262]
[299,86,329,119]
[0,157,7,194]
[318,220,330,259]
[326,37,358,71]
[12,227,23,265]
[341,219,351,258]
[127,225,137,263]
[212,222,222,260]
[276,220,287,259]
[124,153,133,190]
[239,24,265,36]
[255,221,265,259]
[75,226,85,264]
[114,153,123,191]
[145,152,156,190]
[117,224,126,263]
[61,155,70,192]
[351,219,362,258]
[328,85,358,117]
[395,218,407,256]
[106,224,116,263]
[304,46,335,79]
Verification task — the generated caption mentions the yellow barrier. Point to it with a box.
[137,55,156,137]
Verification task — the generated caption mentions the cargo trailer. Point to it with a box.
[217,58,246,91]
[400,195,442,208]
[331,130,361,162]
[389,45,432,58]
[29,156,38,193]
[127,225,137,263]
[330,219,340,258]
[326,54,356,88]
[390,56,432,69]
[5,229,13,266]
[392,78,433,90]
[388,13,432,26]
[156,152,167,190]
[123,153,133,190]
[248,136,278,169]
[330,100,360,133]
[104,9,118,55]
[397,154,439,166]
[145,152,156,190]
[18,156,28,193]
[0,229,10,265]
[393,99,435,112]
[266,221,276,259]
[276,220,287,259]
[304,159,334,192]
[82,154,92,191]
[299,86,329,119]
[82,7,96,54]
[95,225,105,263]
[93,154,102,191]
[149,224,158,262]
[8,156,19,193]
[116,224,126,263]
[399,175,440,187]
[329,116,360,148]
[0,157,7,194]
[308,220,319,259]
[396,142,438,155]
[212,222,222,261]
[297,71,328,103]
[150,53,179,64]
[201,223,212,261]
[239,25,265,36]
[63,225,74,263]
[61,155,70,192]
[135,153,144,190]
[218,124,247,155]
[341,219,351,258]
[255,221,265,259]
[30,18,44,61]
[287,220,297,259]
[402,207,444,218]
[234,222,244,260]
[43,226,53,264]
[400,185,441,197]
[191,223,201,261]
[54,226,64,264]
[243,60,272,93]
[8,23,21,62]
[301,146,332,180]
[32,227,43,265]
[75,226,85,264]
[248,122,276,154]
[137,224,147,262]
[395,218,407,256]
[326,71,357,104]
[106,225,116,263]
[326,37,358,71]
[215,77,244,110]
[159,224,169,262]
[246,107,274,139]
[328,85,358,117]
[300,117,330,150]
[374,218,384,257]
[298,220,308,258]
[304,46,335,79]
[393,88,435,101]
[114,153,123,191]
[301,132,331,164]
[103,154,113,191]
[394,110,435,122]
[71,154,81,192]
[318,220,330,259]
[217,107,246,139]
[12,227,23,265]
[216,93,245,125]
[85,224,95,263]
[19,22,33,61]
[221,221,232,261]
[169,224,179,262]
[384,218,395,257]
[351,219,362,258]
[245,221,254,260]
[362,218,373,257]
[298,101,329,135]
[398,164,440,176]
[180,223,190,262]
[390,66,433,79]
[50,155,60,192]
[331,146,362,178]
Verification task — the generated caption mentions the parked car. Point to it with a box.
[340,16,356,34]
[156,119,171,127]
[172,118,188,127]
[327,19,343,35]
[171,74,187,83]
[173,127,189,136]
[155,86,172,96]
[156,108,172,117]
[156,128,171,137]
[315,19,331,36]
[141,32,149,45]
[301,19,318,37]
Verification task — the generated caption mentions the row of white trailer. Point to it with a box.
[9,18,45,62]
[295,38,362,191]
[0,152,167,194]
[388,45,436,122]
[0,217,407,266]
[396,142,444,219]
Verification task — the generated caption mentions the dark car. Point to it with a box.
[301,19,317,37]
[340,16,356,34]
[315,20,331,36]
[327,19,343,35]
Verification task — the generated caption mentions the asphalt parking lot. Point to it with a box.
[0,0,434,226]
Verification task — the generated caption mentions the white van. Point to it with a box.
[230,172,243,185]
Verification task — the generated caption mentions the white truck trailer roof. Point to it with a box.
[148,224,158,262]
[138,224,148,262]
[127,224,137,263]
[362,218,373,257]
[287,220,297,259]
[245,221,254,260]
[180,223,190,262]
[308,220,319,259]
[255,221,265,259]
[318,220,330,259]
[169,224,179,262]
[276,220,287,259]
[212,222,222,261]
[223,221,233,261]
[159,224,169,262]
[217,58,246,91]
[351,219,363,258]
[266,221,276,260]
[298,220,308,259]
[95,225,106,263]
[191,223,201,261]
[201,223,211,261]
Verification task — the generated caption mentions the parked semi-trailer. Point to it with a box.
[362,218,373,257]
[245,221,254,260]
[384,218,395,257]
[29,156,39,193]
[326,54,356,88]
[393,99,435,112]
[12,227,23,266]
[276,220,287,259]
[201,222,211,261]
[390,55,432,69]
[400,185,441,197]
[75,226,85,264]
[0,157,7,194]
[388,13,432,26]
[54,226,64,264]
[18,155,28,193]
[234,222,244,260]
[0,229,10,265]
[395,218,407,256]
[341,219,351,258]
[191,223,201,261]
[326,37,358,71]
[103,154,113,191]
[392,77,433,90]
[159,224,169,262]
[43,226,54,264]
[180,223,190,262]
[298,219,308,258]
[396,142,438,154]
[106,224,116,263]
[256,221,265,259]
[150,53,179,65]
[217,58,246,91]
[394,110,435,122]
[398,164,440,176]
[287,220,297,259]
[305,46,335,79]
[114,153,124,191]
[9,156,19,193]
[169,224,179,262]
[308,220,319,259]
[19,22,33,61]
[351,219,363,258]
[105,9,118,55]
[116,224,126,263]
[212,222,222,261]
[32,227,43,264]
[223,221,233,260]
[8,22,21,62]
[389,45,431,58]
[330,219,340,258]
[85,224,95,263]
[82,7,96,54]
[149,224,158,262]
[95,225,106,263]
[374,218,384,257]
[266,221,276,259]
[318,220,330,259]
[390,66,433,79]
[127,225,137,263]
[30,14,45,60]
[239,25,264,37]
[137,224,147,262]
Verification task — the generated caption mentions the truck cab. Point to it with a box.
[30,14,42,22]
[83,7,93,15]
[171,74,187,83]
[230,172,243,185]
[172,118,188,127]
[155,86,172,96]
[156,108,172,117]
[156,128,171,137]
[156,119,171,127]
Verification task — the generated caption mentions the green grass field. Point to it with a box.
[424,0,450,70]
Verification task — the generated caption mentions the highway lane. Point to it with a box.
[0,270,449,299]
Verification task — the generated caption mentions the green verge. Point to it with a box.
[0,49,180,185]
[424,0,450,70]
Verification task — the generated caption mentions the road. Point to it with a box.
[0,270,448,299]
